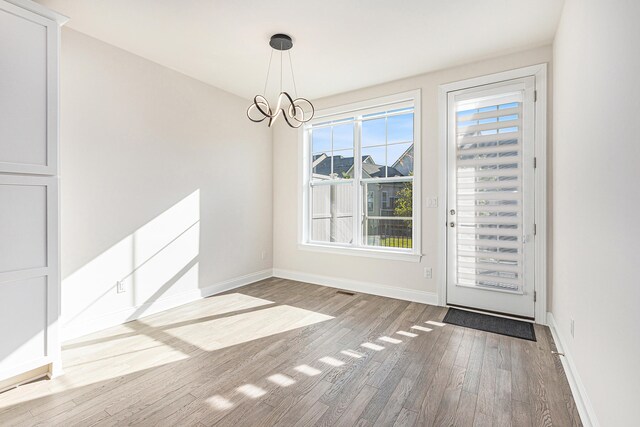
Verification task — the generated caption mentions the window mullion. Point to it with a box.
[353,118,362,248]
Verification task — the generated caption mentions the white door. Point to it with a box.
[446,77,536,318]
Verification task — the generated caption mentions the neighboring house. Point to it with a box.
[392,145,414,177]
[311,153,412,245]
[311,154,405,180]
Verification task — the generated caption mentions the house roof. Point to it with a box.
[312,154,404,179]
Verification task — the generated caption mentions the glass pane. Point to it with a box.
[387,113,413,143]
[311,152,331,179]
[361,146,386,178]
[362,181,412,217]
[386,143,413,177]
[310,184,353,244]
[312,127,331,153]
[333,123,354,151]
[331,150,354,179]
[362,118,386,147]
[364,218,412,249]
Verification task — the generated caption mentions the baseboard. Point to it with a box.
[547,312,600,427]
[0,364,50,394]
[62,269,272,341]
[273,268,438,306]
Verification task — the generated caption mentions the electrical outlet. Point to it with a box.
[116,281,125,294]
[570,319,575,338]
[424,267,432,279]
[426,197,438,208]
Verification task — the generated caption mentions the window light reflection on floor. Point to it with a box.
[396,330,418,337]
[378,336,402,344]
[360,342,385,351]
[340,349,365,359]
[426,320,446,327]
[267,373,296,387]
[294,364,322,376]
[318,356,345,367]
[207,395,234,410]
[411,325,433,332]
[236,384,267,398]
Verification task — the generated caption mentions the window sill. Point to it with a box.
[298,243,422,263]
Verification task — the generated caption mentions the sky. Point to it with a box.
[311,112,414,168]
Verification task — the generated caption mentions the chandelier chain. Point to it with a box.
[262,48,274,97]
[288,50,298,99]
[280,41,283,94]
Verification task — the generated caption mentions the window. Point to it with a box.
[301,90,421,260]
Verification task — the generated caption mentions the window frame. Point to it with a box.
[298,90,422,262]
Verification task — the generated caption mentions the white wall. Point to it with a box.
[60,29,273,340]
[273,46,552,302]
[551,0,640,425]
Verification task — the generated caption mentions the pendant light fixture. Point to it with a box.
[247,34,314,128]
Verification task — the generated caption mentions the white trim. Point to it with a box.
[61,269,273,341]
[547,312,600,427]
[299,89,421,261]
[437,64,548,324]
[311,90,420,122]
[0,356,52,384]
[2,0,68,24]
[273,268,438,306]
[298,243,421,262]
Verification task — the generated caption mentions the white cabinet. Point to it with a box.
[0,0,67,388]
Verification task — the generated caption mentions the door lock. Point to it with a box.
[450,222,455,228]
[450,209,456,215]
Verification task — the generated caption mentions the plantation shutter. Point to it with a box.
[453,92,526,293]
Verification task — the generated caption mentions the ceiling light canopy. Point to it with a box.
[247,34,314,128]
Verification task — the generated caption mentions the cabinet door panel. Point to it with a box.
[0,276,48,366]
[0,182,47,273]
[0,8,49,171]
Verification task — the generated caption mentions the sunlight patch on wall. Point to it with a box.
[61,190,202,338]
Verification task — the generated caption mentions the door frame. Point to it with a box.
[437,64,548,324]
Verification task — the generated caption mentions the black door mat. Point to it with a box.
[442,308,536,341]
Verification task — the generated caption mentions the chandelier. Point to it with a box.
[247,34,314,128]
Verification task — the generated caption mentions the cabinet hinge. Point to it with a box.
[533,157,537,169]
[534,223,537,236]
[534,291,537,302]
[534,90,537,102]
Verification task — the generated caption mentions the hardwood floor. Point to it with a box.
[0,278,582,426]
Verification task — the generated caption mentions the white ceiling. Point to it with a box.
[37,0,564,100]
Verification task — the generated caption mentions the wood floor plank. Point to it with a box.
[416,326,464,426]
[493,368,512,427]
[453,389,478,427]
[433,364,466,427]
[0,278,582,427]
[393,407,418,427]
[473,332,499,423]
